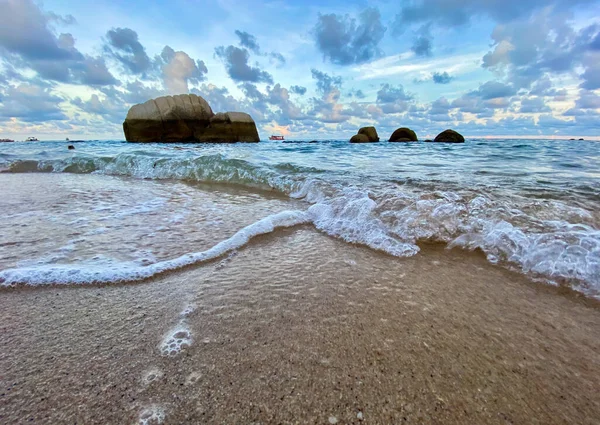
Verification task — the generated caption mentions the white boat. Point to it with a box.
[25,137,39,142]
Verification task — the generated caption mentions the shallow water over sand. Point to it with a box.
[1,141,600,423]
[1,228,599,424]
[1,138,600,296]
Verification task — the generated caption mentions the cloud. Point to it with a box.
[311,69,342,94]
[0,0,118,87]
[394,0,594,28]
[290,85,307,95]
[432,71,453,84]
[159,46,208,94]
[376,83,414,114]
[104,27,152,74]
[71,93,127,123]
[411,25,432,57]
[313,8,386,65]
[269,52,286,68]
[347,88,366,99]
[214,45,273,84]
[0,0,80,61]
[482,10,600,91]
[235,30,261,54]
[376,83,412,103]
[266,83,305,122]
[309,69,349,123]
[0,82,67,122]
[519,96,551,113]
[472,81,516,100]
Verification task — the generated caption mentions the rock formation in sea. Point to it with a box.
[358,126,379,142]
[350,134,371,143]
[122,94,260,143]
[389,128,418,142]
[433,129,465,143]
[350,126,379,143]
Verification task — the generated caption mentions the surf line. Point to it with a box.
[0,210,312,287]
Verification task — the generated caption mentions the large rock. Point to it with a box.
[123,94,260,143]
[433,129,464,143]
[350,134,371,143]
[200,112,260,142]
[389,127,418,142]
[357,126,379,142]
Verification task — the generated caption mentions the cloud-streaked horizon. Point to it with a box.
[0,0,599,140]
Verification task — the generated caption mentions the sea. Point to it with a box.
[1,138,599,298]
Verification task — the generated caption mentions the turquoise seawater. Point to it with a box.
[1,139,599,296]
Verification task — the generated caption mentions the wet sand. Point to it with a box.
[1,227,599,424]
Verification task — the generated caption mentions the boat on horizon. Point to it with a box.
[269,135,285,141]
[25,137,39,142]
[0,138,14,143]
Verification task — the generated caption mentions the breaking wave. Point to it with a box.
[1,151,599,296]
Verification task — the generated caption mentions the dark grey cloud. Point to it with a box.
[411,25,432,57]
[347,88,366,99]
[266,83,305,123]
[472,81,516,100]
[376,83,412,103]
[482,13,600,91]
[394,0,594,28]
[290,85,307,95]
[0,82,67,122]
[451,81,516,117]
[104,27,152,74]
[313,8,386,65]
[519,96,551,113]
[0,0,81,61]
[0,0,118,87]
[214,45,273,84]
[432,71,453,84]
[235,30,261,54]
[376,83,413,114]
[311,69,342,94]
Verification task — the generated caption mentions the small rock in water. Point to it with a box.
[67,145,75,150]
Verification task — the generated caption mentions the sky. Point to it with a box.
[0,0,599,140]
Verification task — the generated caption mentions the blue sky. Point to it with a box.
[0,0,599,140]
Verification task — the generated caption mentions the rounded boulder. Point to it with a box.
[433,129,465,143]
[389,128,418,142]
[350,134,371,143]
[357,126,379,142]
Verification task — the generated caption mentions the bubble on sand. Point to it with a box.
[185,371,203,386]
[329,416,338,424]
[357,411,364,420]
[142,368,163,386]
[138,405,165,425]
[160,325,192,356]
[180,304,197,317]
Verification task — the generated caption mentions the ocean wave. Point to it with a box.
[0,210,310,286]
[1,152,599,296]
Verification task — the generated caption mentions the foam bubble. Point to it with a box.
[138,405,165,425]
[160,325,192,356]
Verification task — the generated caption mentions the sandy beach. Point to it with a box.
[2,228,599,424]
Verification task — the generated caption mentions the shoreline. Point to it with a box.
[1,228,599,424]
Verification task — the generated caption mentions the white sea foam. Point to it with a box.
[0,210,310,286]
[2,151,600,297]
[138,405,165,425]
[160,324,193,356]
